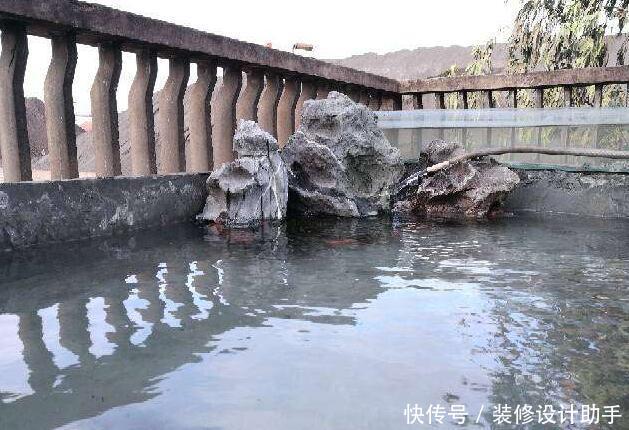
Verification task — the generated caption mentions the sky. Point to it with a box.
[22,0,520,116]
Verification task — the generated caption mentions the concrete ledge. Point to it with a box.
[0,173,208,250]
[505,169,629,218]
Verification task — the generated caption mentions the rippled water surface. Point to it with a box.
[0,215,628,429]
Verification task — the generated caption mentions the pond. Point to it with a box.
[0,215,627,429]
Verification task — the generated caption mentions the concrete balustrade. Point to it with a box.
[157,58,189,174]
[44,34,78,180]
[295,80,317,129]
[91,43,122,177]
[276,77,301,147]
[258,73,283,137]
[129,50,158,175]
[187,61,216,173]
[0,23,31,182]
[211,66,242,167]
[236,69,264,122]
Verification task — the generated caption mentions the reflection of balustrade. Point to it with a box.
[0,1,400,183]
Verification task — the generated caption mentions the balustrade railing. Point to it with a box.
[0,0,400,183]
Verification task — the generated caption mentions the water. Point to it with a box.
[0,215,628,429]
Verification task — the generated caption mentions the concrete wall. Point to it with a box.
[0,173,208,250]
[505,169,629,218]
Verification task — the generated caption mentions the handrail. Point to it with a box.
[400,66,629,94]
[0,0,399,93]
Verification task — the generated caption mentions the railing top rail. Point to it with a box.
[0,0,399,93]
[400,66,629,94]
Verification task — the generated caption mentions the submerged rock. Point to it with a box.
[282,92,402,217]
[397,140,520,219]
[198,121,288,227]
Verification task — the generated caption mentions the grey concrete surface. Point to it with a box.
[0,173,208,250]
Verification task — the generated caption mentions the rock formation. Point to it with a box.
[282,92,402,217]
[396,140,520,219]
[197,120,288,227]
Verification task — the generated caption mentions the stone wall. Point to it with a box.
[0,174,208,250]
[504,169,629,218]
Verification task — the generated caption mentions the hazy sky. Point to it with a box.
[22,0,519,116]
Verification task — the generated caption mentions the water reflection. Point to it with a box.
[0,215,627,429]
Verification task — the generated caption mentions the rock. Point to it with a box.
[282,91,402,217]
[397,140,520,219]
[197,120,288,227]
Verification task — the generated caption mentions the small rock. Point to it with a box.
[198,121,288,227]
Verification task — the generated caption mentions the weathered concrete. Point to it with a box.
[294,80,317,129]
[0,23,31,182]
[0,174,209,250]
[258,73,282,138]
[128,49,158,175]
[276,77,300,148]
[186,60,216,173]
[211,66,241,168]
[198,121,288,226]
[236,69,264,122]
[90,43,122,177]
[157,57,189,173]
[44,34,78,180]
[505,169,629,218]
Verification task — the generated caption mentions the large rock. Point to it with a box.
[282,92,402,217]
[197,121,288,227]
[398,140,520,219]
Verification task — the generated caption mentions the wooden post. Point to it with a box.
[295,80,317,129]
[276,76,300,148]
[257,73,282,138]
[157,57,189,174]
[90,43,122,177]
[0,23,31,182]
[211,66,241,168]
[563,85,572,107]
[435,92,445,109]
[187,60,216,173]
[534,88,543,108]
[593,84,603,107]
[129,49,158,176]
[236,69,263,122]
[44,34,78,179]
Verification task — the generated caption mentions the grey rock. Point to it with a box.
[198,121,288,227]
[282,91,402,217]
[398,140,520,219]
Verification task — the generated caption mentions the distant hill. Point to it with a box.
[329,36,626,80]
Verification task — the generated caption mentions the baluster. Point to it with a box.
[484,90,494,108]
[187,60,216,173]
[358,89,370,106]
[0,23,30,182]
[368,91,381,111]
[435,92,445,109]
[257,73,282,138]
[563,85,572,107]
[129,49,158,175]
[277,76,300,148]
[236,69,264,122]
[157,57,189,174]
[626,82,628,107]
[212,66,241,167]
[91,43,122,177]
[593,84,603,107]
[533,88,543,108]
[316,82,330,100]
[294,80,317,129]
[45,34,78,179]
